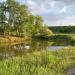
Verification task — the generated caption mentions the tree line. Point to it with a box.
[49,26,75,33]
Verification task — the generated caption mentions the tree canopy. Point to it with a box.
[0,0,53,37]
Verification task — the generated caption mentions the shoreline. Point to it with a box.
[0,36,31,43]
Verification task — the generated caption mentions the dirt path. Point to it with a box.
[67,68,75,75]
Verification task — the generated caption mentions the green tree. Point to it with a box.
[34,15,43,35]
[4,0,29,36]
[0,2,7,35]
[26,15,35,36]
[0,0,51,38]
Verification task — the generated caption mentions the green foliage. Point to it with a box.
[0,0,53,38]
[0,47,75,75]
[49,34,75,45]
[49,26,75,33]
[41,26,53,36]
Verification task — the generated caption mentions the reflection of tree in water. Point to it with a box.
[0,43,30,60]
[0,45,14,60]
[30,39,53,51]
[0,40,53,60]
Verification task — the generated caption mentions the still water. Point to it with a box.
[0,39,69,60]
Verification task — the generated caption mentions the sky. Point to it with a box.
[21,0,75,26]
[1,0,75,26]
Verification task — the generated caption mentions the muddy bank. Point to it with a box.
[0,36,31,43]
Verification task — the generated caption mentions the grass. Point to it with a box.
[0,47,75,75]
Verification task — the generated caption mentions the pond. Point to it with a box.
[0,39,70,60]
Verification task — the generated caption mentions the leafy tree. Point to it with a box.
[34,15,43,35]
[4,0,29,36]
[0,0,53,38]
[0,2,7,35]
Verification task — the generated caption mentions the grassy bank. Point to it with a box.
[0,47,75,75]
[49,34,75,45]
[33,34,75,45]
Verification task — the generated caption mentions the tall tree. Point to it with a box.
[34,15,43,35]
[5,0,29,36]
[0,2,7,34]
[0,0,46,37]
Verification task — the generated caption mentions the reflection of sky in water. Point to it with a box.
[48,46,68,51]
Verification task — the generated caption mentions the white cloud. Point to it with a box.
[50,1,56,8]
[59,6,67,13]
[27,0,36,6]
[25,0,75,26]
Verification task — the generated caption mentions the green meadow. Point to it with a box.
[0,47,75,75]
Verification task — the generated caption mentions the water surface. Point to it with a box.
[0,39,69,60]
